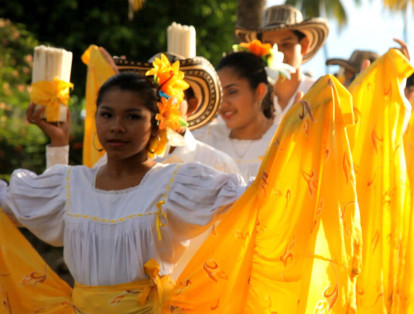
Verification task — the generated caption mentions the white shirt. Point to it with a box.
[0,163,246,286]
[193,121,279,181]
[273,74,316,125]
[159,129,240,173]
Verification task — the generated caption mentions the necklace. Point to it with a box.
[230,138,254,159]
[228,119,272,159]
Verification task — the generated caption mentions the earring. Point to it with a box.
[93,132,104,152]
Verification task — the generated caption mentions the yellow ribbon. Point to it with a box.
[155,200,167,241]
[30,77,73,122]
[141,259,175,313]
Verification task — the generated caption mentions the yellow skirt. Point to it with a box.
[0,210,174,313]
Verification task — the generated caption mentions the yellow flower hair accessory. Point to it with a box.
[232,39,295,84]
[146,53,189,157]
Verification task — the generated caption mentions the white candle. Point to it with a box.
[167,22,196,58]
[188,25,196,58]
[31,45,73,122]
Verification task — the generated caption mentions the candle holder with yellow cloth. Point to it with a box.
[30,45,73,124]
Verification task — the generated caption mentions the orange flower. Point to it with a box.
[155,97,187,132]
[240,40,272,58]
[146,54,189,103]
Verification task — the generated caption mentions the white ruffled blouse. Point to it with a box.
[0,162,246,286]
[193,120,279,181]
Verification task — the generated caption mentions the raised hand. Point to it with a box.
[26,103,71,146]
[393,38,410,61]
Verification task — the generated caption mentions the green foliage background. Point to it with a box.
[0,0,238,176]
[0,19,45,179]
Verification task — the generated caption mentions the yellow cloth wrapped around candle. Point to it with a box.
[30,77,73,122]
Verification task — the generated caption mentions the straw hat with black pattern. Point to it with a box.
[114,53,222,130]
[326,50,380,74]
[235,5,329,64]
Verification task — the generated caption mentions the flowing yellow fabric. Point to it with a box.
[0,75,361,312]
[347,48,414,313]
[165,75,361,313]
[81,45,116,167]
[0,208,173,313]
[30,78,73,122]
[0,209,73,313]
[72,259,175,313]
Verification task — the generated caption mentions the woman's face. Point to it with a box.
[96,88,154,160]
[218,67,262,131]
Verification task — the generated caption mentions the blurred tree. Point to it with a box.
[382,0,413,42]
[383,0,413,11]
[0,18,84,177]
[0,0,237,100]
[0,18,46,178]
[285,0,362,27]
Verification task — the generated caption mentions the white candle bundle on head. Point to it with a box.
[167,22,196,58]
[31,45,73,122]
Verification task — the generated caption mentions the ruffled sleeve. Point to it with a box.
[1,165,68,246]
[165,162,246,239]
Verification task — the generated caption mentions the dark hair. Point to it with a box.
[407,73,414,88]
[97,72,159,130]
[216,52,274,119]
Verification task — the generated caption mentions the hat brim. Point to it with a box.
[114,56,221,130]
[235,18,329,64]
[325,58,358,73]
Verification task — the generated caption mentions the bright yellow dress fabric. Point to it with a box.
[165,74,362,313]
[347,48,414,313]
[0,75,361,312]
[0,208,172,313]
[0,209,73,313]
[81,44,115,167]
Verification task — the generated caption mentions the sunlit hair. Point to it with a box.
[96,72,159,131]
[216,52,274,119]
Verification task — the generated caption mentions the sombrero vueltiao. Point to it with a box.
[114,53,221,130]
[326,50,380,74]
[235,5,329,64]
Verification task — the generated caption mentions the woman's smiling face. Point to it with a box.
[218,66,263,131]
[96,88,153,161]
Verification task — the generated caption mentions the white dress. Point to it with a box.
[193,121,279,181]
[0,162,246,286]
[159,129,240,174]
